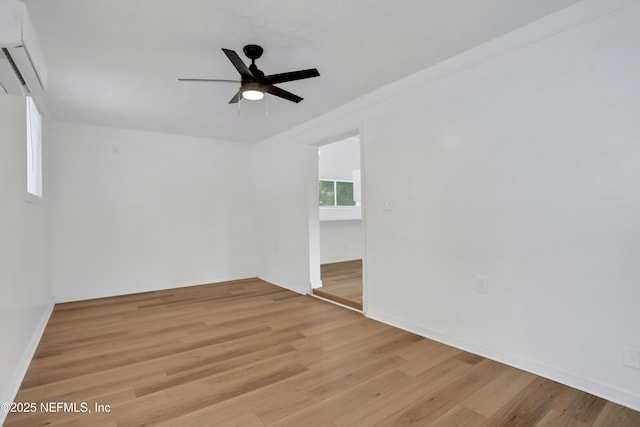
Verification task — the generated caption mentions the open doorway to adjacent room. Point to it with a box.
[311,135,364,310]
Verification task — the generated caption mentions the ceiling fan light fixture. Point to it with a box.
[242,89,264,101]
[178,45,319,104]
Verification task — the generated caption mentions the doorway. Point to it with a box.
[310,135,364,310]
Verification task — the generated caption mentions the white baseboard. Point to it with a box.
[310,279,323,290]
[53,275,257,303]
[256,275,308,296]
[0,300,54,426]
[366,309,640,412]
[310,293,362,313]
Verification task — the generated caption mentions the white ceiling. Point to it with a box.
[24,0,582,143]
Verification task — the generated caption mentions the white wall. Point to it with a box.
[253,0,640,410]
[320,221,363,264]
[318,136,360,180]
[49,122,257,301]
[252,140,312,294]
[0,94,53,424]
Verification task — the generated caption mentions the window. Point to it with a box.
[26,96,42,199]
[319,180,355,207]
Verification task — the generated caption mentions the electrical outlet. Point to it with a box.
[476,276,488,294]
[623,347,640,370]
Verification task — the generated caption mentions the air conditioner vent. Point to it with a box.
[0,0,47,96]
[2,47,27,86]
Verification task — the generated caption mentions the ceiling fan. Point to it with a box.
[178,44,320,104]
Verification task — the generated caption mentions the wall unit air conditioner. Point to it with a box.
[0,0,47,96]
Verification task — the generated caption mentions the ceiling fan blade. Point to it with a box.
[266,68,320,85]
[178,78,240,83]
[263,85,303,103]
[228,90,242,104]
[222,48,254,79]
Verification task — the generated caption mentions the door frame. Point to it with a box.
[307,127,368,314]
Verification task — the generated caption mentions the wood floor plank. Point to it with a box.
[5,278,639,426]
[592,401,640,427]
[255,356,403,424]
[534,409,590,427]
[123,363,309,427]
[157,410,266,427]
[332,358,474,426]
[430,405,487,427]
[396,344,463,377]
[481,377,570,427]
[312,288,362,310]
[376,359,507,426]
[550,388,608,425]
[462,366,537,417]
[267,369,412,427]
[313,260,363,309]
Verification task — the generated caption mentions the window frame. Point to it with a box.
[26,96,42,202]
[319,179,356,207]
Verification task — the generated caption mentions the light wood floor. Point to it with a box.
[6,278,639,426]
[314,259,363,310]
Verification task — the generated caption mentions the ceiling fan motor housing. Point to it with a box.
[243,44,263,61]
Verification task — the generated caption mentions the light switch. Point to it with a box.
[476,276,489,294]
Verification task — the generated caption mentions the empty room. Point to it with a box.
[1,0,639,425]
